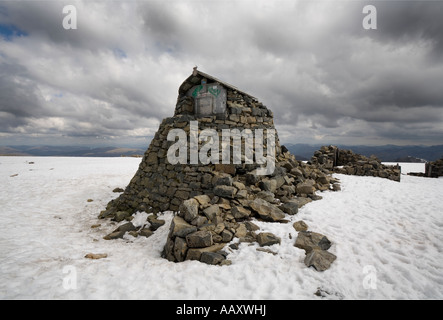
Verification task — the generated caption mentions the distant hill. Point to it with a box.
[2,144,443,161]
[0,145,145,157]
[283,144,443,162]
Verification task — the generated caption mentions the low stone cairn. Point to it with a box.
[101,148,340,270]
[408,157,443,178]
[310,145,401,182]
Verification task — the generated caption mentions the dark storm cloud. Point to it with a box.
[0,0,442,146]
[375,1,443,58]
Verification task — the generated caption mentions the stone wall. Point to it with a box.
[409,158,443,177]
[425,158,443,177]
[100,87,286,217]
[310,145,401,182]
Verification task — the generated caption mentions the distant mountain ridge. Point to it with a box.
[283,144,443,162]
[1,144,443,161]
[0,145,145,157]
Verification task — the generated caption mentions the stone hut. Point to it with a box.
[99,68,339,266]
[101,67,282,216]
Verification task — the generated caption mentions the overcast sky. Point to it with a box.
[1,0,443,148]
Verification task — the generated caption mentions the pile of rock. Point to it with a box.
[310,145,401,182]
[99,68,339,269]
[103,214,165,240]
[160,148,340,265]
[293,220,336,271]
[409,157,443,178]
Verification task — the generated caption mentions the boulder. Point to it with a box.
[180,198,199,222]
[249,198,285,222]
[304,248,336,271]
[234,223,248,238]
[257,232,281,247]
[114,222,136,233]
[296,181,316,195]
[200,251,226,265]
[221,229,234,242]
[293,220,309,232]
[294,231,332,253]
[170,216,197,238]
[214,185,237,198]
[147,215,165,230]
[173,236,188,262]
[256,190,275,202]
[232,206,251,220]
[186,230,213,248]
[139,228,154,238]
[280,201,298,215]
[85,253,108,259]
[212,173,233,186]
[103,230,126,240]
[203,204,220,221]
[113,211,131,222]
[185,243,226,261]
[194,194,211,206]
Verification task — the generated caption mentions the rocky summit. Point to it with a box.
[99,68,340,269]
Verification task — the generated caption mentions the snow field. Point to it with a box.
[0,157,442,299]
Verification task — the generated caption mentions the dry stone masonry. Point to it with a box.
[409,157,443,178]
[310,145,401,182]
[99,68,339,269]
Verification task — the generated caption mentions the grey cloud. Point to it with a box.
[1,0,442,147]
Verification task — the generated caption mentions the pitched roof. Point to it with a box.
[178,67,258,100]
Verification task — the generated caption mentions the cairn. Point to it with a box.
[99,68,338,268]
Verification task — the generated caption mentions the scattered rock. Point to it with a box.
[103,230,126,240]
[332,183,341,191]
[147,214,166,230]
[280,201,298,215]
[256,248,278,255]
[115,222,136,233]
[293,220,308,232]
[113,211,131,222]
[200,251,225,265]
[85,253,108,259]
[294,231,332,253]
[304,249,336,271]
[257,232,281,247]
[249,198,285,222]
[139,228,153,238]
[112,187,125,193]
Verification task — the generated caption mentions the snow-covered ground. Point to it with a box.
[0,157,442,300]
